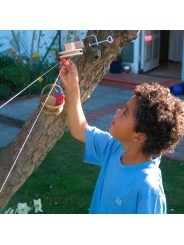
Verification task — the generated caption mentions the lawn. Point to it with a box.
[2,131,184,214]
[160,156,184,214]
[2,131,100,214]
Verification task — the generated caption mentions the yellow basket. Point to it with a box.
[40,84,65,116]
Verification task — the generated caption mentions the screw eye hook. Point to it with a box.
[84,34,113,47]
[88,35,98,47]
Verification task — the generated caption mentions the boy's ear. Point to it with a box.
[133,132,147,144]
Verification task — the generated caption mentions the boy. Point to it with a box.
[60,59,184,214]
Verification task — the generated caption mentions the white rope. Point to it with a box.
[0,62,60,109]
[0,71,62,193]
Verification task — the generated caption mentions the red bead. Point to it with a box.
[62,58,67,64]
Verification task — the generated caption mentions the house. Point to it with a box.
[121,30,184,84]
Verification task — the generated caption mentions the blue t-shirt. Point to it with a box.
[83,126,167,214]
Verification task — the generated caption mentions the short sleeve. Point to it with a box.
[83,126,116,166]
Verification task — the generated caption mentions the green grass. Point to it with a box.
[2,132,184,214]
[2,132,100,214]
[160,157,184,214]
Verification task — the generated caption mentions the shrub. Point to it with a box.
[0,54,59,101]
[0,63,30,100]
[0,55,14,69]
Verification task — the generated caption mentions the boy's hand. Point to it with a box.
[60,59,79,89]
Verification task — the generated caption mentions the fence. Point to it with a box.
[0,30,87,64]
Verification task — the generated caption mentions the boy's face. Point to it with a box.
[109,96,138,144]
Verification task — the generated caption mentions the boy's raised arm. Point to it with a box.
[60,59,88,143]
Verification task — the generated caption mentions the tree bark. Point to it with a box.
[0,30,139,212]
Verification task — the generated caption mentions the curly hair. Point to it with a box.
[133,82,184,157]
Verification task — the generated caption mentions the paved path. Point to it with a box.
[0,85,184,160]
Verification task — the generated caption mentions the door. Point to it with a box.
[140,30,160,72]
[121,33,140,74]
[159,30,169,64]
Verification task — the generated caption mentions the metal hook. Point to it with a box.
[82,34,113,47]
[88,35,99,46]
[88,35,113,46]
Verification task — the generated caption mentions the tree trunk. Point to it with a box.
[0,30,140,212]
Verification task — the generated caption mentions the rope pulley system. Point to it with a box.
[0,34,113,193]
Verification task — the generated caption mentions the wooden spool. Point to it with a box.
[58,49,83,58]
[40,84,65,116]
